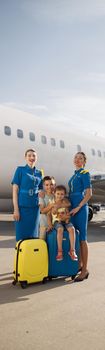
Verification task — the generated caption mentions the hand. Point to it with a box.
[46,224,53,232]
[13,209,20,221]
[70,207,80,216]
[38,191,45,198]
[58,211,70,221]
[47,202,55,210]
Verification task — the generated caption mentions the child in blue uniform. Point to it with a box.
[11,149,43,241]
[68,152,92,281]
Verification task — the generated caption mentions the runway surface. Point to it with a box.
[0,210,105,350]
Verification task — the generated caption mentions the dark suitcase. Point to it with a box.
[46,229,79,279]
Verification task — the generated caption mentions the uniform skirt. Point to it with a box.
[69,193,88,242]
[70,205,88,241]
[15,206,40,241]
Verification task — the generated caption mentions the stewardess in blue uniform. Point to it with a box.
[12,149,43,241]
[68,152,92,282]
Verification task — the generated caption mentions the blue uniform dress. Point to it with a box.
[68,168,92,242]
[11,165,43,241]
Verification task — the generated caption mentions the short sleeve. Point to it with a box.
[82,172,92,190]
[11,167,22,186]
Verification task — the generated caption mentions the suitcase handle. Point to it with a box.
[34,249,39,252]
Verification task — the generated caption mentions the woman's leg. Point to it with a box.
[71,206,89,278]
[74,240,89,281]
[77,206,89,277]
[80,240,88,273]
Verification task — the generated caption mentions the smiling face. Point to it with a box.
[55,190,65,202]
[74,152,86,169]
[25,150,37,168]
[43,180,52,194]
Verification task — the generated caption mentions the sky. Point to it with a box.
[0,0,105,134]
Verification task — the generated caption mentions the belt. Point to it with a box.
[20,189,38,196]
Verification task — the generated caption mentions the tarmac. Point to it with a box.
[0,210,105,350]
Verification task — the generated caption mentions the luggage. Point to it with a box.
[46,229,79,279]
[13,238,48,288]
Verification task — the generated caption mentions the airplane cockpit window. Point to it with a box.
[60,140,65,148]
[51,138,56,146]
[17,129,23,138]
[29,132,35,141]
[77,144,81,151]
[91,148,95,156]
[97,150,101,157]
[4,126,11,136]
[41,135,47,144]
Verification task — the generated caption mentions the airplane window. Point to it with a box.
[77,144,81,151]
[41,135,47,144]
[17,129,23,138]
[97,150,101,157]
[29,132,35,142]
[60,140,65,148]
[4,125,11,136]
[91,149,95,156]
[51,138,56,146]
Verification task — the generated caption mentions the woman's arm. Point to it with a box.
[70,188,92,216]
[12,184,20,221]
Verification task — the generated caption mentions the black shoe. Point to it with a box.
[74,272,89,282]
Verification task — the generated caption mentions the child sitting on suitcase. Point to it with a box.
[47,185,78,261]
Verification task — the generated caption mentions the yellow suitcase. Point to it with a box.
[13,238,48,288]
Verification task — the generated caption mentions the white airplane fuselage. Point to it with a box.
[0,106,105,211]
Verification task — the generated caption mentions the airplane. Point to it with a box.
[0,105,105,220]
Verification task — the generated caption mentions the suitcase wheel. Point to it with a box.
[48,276,53,281]
[42,277,47,284]
[20,281,28,289]
[12,280,17,286]
[71,275,76,280]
